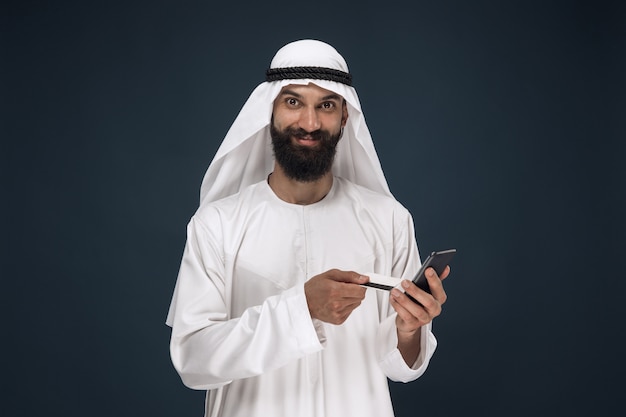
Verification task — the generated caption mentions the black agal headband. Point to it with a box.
[265,66,352,86]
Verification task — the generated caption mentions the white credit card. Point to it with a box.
[360,273,403,292]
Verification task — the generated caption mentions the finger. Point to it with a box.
[328,269,369,285]
[400,279,427,305]
[393,287,426,316]
[331,300,364,324]
[439,265,451,281]
[398,280,443,317]
[390,289,429,323]
[338,299,363,315]
[324,278,367,300]
[338,282,367,300]
[424,269,448,305]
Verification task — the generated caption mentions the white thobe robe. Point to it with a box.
[166,177,437,417]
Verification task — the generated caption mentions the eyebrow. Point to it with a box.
[279,89,343,102]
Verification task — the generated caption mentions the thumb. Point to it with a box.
[334,270,369,284]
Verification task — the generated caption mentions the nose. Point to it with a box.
[298,106,321,132]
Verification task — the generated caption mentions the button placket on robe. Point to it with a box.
[300,205,323,388]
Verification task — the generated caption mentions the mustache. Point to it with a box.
[282,127,331,141]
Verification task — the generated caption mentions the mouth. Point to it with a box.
[293,135,320,147]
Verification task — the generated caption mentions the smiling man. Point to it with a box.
[166,39,450,417]
[269,84,347,202]
[270,84,346,187]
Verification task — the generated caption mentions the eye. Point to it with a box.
[286,97,299,107]
[320,101,336,110]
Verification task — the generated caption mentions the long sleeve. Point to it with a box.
[166,216,325,390]
[374,208,438,382]
[376,316,437,382]
[165,179,441,417]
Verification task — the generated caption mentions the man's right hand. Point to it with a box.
[304,269,369,325]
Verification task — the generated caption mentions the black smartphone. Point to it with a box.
[411,249,456,296]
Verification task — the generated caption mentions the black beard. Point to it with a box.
[270,123,341,182]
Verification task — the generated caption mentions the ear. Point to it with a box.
[341,100,348,127]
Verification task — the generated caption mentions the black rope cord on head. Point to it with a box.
[265,66,352,86]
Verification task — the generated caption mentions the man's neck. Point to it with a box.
[268,164,333,205]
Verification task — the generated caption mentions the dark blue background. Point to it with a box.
[4,1,625,416]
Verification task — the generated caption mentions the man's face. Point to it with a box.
[270,83,348,182]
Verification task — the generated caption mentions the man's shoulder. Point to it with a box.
[194,181,266,221]
[336,177,405,205]
[334,177,411,216]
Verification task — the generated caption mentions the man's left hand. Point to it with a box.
[391,265,450,335]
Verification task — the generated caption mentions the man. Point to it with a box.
[166,39,450,417]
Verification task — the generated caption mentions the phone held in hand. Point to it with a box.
[361,249,456,297]
[412,249,456,294]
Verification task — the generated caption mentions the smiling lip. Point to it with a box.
[294,136,320,147]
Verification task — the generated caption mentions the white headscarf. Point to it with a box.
[199,39,392,206]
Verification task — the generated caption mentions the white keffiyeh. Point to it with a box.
[199,39,392,206]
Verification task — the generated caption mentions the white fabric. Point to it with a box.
[167,39,437,416]
[167,178,436,417]
[198,39,391,206]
